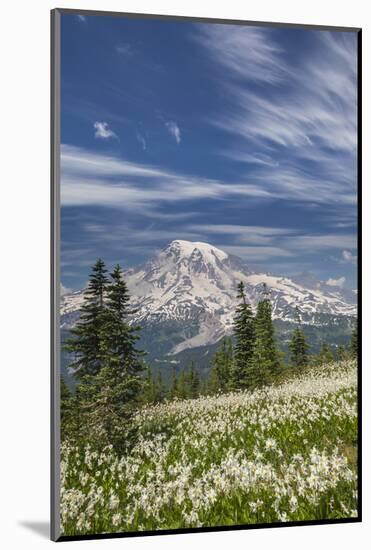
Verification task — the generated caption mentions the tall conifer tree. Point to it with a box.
[288,308,309,370]
[317,341,334,365]
[188,362,200,398]
[104,265,144,384]
[350,323,358,358]
[209,337,233,393]
[232,282,255,389]
[79,264,145,450]
[250,285,280,386]
[64,259,109,379]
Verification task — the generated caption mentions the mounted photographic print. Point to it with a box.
[51,8,361,541]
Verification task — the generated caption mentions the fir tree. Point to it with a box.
[317,341,334,365]
[87,264,145,449]
[209,337,233,393]
[250,285,281,386]
[66,262,146,450]
[178,370,188,399]
[79,364,141,451]
[170,367,179,399]
[60,377,74,441]
[144,367,156,403]
[336,344,349,362]
[350,323,358,358]
[188,362,200,398]
[232,282,255,389]
[288,308,309,370]
[64,259,109,379]
[155,371,166,403]
[104,265,145,381]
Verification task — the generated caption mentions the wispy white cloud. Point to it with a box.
[76,15,87,23]
[165,121,181,144]
[61,145,274,213]
[94,121,117,140]
[61,144,357,226]
[220,245,294,261]
[189,224,294,236]
[187,223,356,254]
[341,249,357,263]
[62,145,165,178]
[189,223,295,245]
[116,43,134,56]
[194,25,288,84]
[326,276,346,288]
[136,132,147,151]
[287,234,356,251]
[223,151,280,167]
[195,27,357,210]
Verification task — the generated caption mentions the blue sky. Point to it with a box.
[60,13,358,292]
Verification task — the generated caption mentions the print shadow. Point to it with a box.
[18,521,49,539]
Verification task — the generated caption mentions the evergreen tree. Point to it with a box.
[155,371,166,403]
[288,308,309,370]
[65,262,146,450]
[336,344,349,362]
[87,264,145,449]
[250,285,281,386]
[143,367,166,404]
[60,377,74,441]
[178,369,188,399]
[209,337,233,393]
[317,341,334,365]
[144,367,156,403]
[78,364,141,452]
[350,323,358,358]
[188,362,200,398]
[170,367,179,399]
[232,282,255,389]
[104,265,145,381]
[64,259,109,379]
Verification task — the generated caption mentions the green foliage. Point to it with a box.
[170,367,179,399]
[144,368,166,404]
[209,337,233,394]
[103,265,145,389]
[288,309,310,370]
[232,282,255,389]
[64,259,109,379]
[336,345,350,362]
[168,362,202,400]
[350,323,358,358]
[60,377,75,441]
[315,341,335,366]
[250,287,281,386]
[63,260,145,450]
[76,365,142,452]
[188,362,201,398]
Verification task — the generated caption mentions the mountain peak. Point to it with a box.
[61,240,357,354]
[165,240,228,264]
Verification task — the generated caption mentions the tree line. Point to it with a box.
[61,259,358,450]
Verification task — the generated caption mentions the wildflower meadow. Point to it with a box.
[60,359,358,535]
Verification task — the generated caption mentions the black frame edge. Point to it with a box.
[57,517,361,543]
[356,27,362,523]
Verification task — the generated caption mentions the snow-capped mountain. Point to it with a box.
[60,240,357,354]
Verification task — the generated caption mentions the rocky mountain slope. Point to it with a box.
[60,240,356,355]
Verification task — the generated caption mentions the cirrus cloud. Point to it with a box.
[94,121,117,140]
